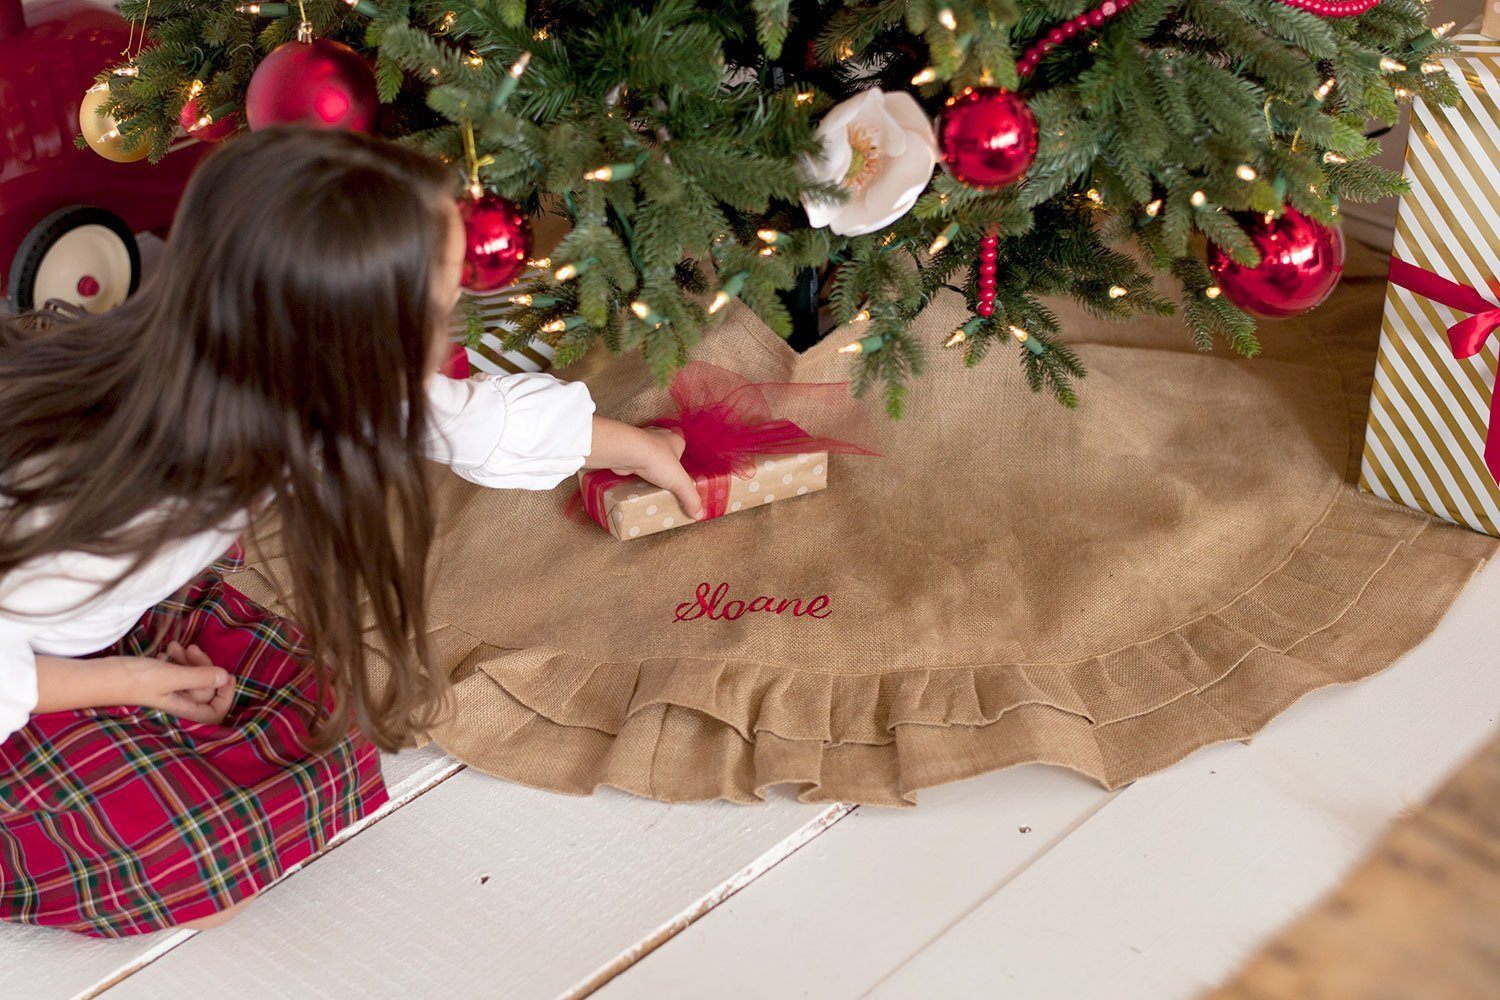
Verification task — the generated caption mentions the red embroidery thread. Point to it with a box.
[673,582,832,622]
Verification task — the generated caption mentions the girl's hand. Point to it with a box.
[585,418,706,520]
[118,642,235,724]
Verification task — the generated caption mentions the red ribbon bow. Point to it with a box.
[1387,257,1500,483]
[571,361,880,528]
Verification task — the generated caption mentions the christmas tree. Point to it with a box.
[97,0,1458,415]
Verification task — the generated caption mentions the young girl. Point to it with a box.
[0,127,704,937]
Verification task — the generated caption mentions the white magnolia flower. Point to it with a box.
[799,88,939,237]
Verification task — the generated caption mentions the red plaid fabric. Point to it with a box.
[0,547,388,937]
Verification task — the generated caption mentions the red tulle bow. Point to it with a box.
[1387,257,1500,483]
[571,361,881,528]
[442,342,471,379]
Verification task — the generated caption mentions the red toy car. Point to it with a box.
[0,0,209,313]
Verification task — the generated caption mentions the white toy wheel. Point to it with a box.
[8,206,140,313]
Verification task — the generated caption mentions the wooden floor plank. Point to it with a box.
[859,560,1500,999]
[1213,734,1500,999]
[98,772,832,999]
[0,746,454,999]
[0,918,170,1000]
[377,743,460,791]
[595,764,1116,1000]
[565,802,857,998]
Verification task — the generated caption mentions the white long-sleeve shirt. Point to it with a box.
[0,371,594,741]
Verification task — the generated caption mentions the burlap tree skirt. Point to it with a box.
[240,242,1495,807]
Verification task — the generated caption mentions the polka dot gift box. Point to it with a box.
[583,451,831,541]
[571,361,879,541]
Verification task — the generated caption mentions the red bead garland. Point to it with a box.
[970,0,1376,328]
[976,234,998,317]
[1015,0,1381,78]
[1272,0,1379,15]
[1017,0,1138,79]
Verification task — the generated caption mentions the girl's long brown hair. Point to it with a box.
[0,127,460,750]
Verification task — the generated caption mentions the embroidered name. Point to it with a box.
[673,582,831,622]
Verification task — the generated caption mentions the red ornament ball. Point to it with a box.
[937,87,1039,189]
[459,194,530,292]
[1207,208,1346,319]
[246,38,378,132]
[178,99,237,141]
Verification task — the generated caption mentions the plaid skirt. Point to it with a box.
[0,547,388,937]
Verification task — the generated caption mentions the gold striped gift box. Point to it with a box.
[1358,30,1500,537]
[449,285,556,376]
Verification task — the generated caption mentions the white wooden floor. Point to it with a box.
[2,558,1495,998]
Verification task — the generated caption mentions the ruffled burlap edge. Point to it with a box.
[234,483,1491,809]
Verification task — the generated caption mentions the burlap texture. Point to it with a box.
[237,241,1495,807]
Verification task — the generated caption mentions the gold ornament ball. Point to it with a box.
[78,87,149,163]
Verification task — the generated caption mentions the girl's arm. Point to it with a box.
[2,546,238,741]
[32,647,233,725]
[424,372,705,517]
[32,654,130,713]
